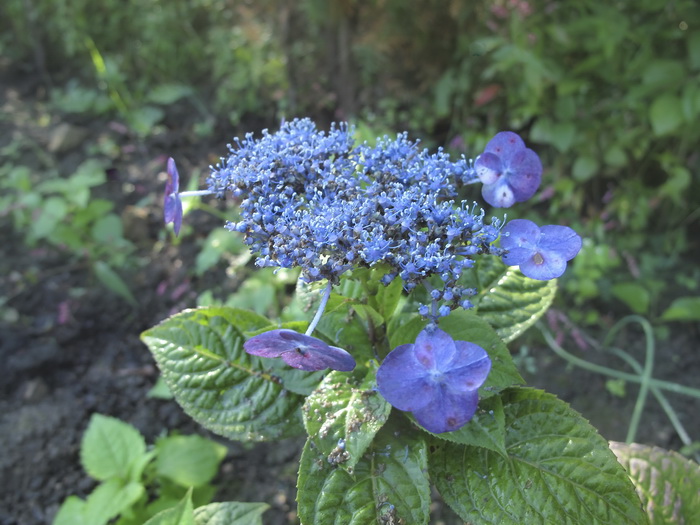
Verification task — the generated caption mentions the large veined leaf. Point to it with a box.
[466,257,557,343]
[141,307,309,441]
[303,366,391,471]
[431,388,648,525]
[610,441,700,524]
[297,418,430,524]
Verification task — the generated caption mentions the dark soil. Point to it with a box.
[1,64,698,525]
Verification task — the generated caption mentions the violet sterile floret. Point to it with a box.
[500,218,582,280]
[244,329,356,372]
[164,157,183,236]
[474,131,542,208]
[376,328,491,433]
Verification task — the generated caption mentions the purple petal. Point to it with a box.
[413,328,456,370]
[474,152,503,185]
[445,341,491,392]
[484,131,525,165]
[482,179,516,208]
[412,388,480,433]
[501,219,541,250]
[507,149,542,201]
[518,249,568,280]
[166,157,179,194]
[376,343,435,412]
[539,225,582,261]
[244,329,355,372]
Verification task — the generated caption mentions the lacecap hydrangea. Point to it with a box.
[164,119,581,433]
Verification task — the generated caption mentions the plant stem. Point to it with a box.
[305,281,332,336]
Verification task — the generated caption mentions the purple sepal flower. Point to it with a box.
[500,218,582,280]
[376,328,491,433]
[244,329,356,372]
[474,131,542,208]
[164,157,183,236]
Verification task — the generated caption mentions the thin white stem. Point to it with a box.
[179,190,215,197]
[305,281,332,336]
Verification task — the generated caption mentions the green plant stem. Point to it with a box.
[602,316,654,443]
[538,326,700,399]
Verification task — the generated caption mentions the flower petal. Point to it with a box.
[507,148,542,201]
[519,249,567,280]
[412,388,480,433]
[539,225,582,261]
[445,341,491,392]
[474,152,503,185]
[377,343,435,412]
[484,131,525,165]
[413,327,457,370]
[482,179,516,208]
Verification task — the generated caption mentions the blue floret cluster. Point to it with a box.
[207,118,503,318]
[164,119,582,433]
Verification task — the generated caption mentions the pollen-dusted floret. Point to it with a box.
[500,218,582,280]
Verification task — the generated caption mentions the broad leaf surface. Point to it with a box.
[155,435,227,487]
[83,479,145,525]
[610,441,700,524]
[141,307,307,441]
[431,388,648,525]
[466,257,557,343]
[297,418,430,525]
[193,502,269,525]
[143,488,194,525]
[303,366,391,471]
[81,414,147,482]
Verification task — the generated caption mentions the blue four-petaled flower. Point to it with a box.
[164,157,183,236]
[244,329,356,372]
[376,328,491,433]
[500,218,582,280]
[474,131,542,208]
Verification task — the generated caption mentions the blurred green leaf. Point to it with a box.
[612,282,650,315]
[660,296,700,321]
[156,435,227,487]
[93,261,137,306]
[649,95,684,136]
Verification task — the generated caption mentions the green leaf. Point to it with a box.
[387,314,426,350]
[80,414,147,482]
[660,296,700,321]
[91,213,124,244]
[374,274,404,319]
[83,479,145,525]
[141,307,306,441]
[31,195,67,240]
[147,84,194,105]
[93,261,137,306]
[193,502,269,525]
[297,418,430,525]
[612,282,650,314]
[572,155,599,182]
[439,310,524,398]
[610,441,700,524]
[156,435,227,487]
[303,365,391,471]
[649,94,684,136]
[143,488,194,525]
[53,496,89,525]
[467,257,557,343]
[424,395,506,457]
[431,388,648,525]
[314,308,374,364]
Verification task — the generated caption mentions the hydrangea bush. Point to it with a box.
[144,119,651,524]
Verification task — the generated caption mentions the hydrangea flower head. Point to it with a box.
[474,131,542,208]
[164,157,183,236]
[244,329,356,372]
[376,328,491,433]
[500,218,582,280]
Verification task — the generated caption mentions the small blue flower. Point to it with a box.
[244,329,356,372]
[500,218,582,280]
[376,328,491,433]
[474,131,542,208]
[164,158,183,236]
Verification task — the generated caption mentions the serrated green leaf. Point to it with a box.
[467,257,557,343]
[425,395,506,457]
[80,414,147,482]
[156,435,227,487]
[314,308,374,364]
[84,479,145,525]
[143,488,194,525]
[439,310,524,398]
[297,418,430,525]
[431,388,648,525]
[141,307,306,441]
[193,502,269,525]
[303,366,391,470]
[610,441,700,524]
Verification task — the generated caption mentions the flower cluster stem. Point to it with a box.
[305,281,332,337]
